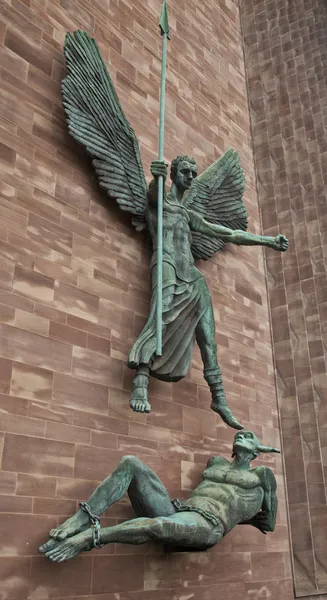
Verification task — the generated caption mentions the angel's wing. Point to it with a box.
[185,148,248,259]
[62,30,147,228]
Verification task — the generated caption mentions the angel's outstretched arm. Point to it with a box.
[189,211,288,252]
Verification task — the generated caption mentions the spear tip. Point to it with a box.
[159,0,170,39]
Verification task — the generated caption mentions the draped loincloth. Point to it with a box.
[127,261,207,382]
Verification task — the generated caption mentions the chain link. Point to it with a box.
[79,501,104,548]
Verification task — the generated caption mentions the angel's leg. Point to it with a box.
[128,300,155,414]
[196,284,243,430]
[130,365,151,413]
[128,280,175,414]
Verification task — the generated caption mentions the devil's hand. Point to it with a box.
[250,511,273,535]
[150,160,168,180]
[272,234,288,252]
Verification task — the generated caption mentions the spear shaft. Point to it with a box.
[156,0,170,356]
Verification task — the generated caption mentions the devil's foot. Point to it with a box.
[43,530,93,562]
[211,402,243,430]
[39,538,58,554]
[130,387,151,413]
[48,511,90,541]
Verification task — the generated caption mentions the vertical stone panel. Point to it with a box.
[241,0,327,596]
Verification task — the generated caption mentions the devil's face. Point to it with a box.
[233,430,259,456]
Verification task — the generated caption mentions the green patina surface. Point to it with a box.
[61,30,288,429]
[39,431,280,560]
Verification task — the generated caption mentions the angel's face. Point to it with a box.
[175,160,198,191]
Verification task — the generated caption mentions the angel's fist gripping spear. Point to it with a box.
[62,24,288,430]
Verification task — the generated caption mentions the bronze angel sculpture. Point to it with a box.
[62,31,288,430]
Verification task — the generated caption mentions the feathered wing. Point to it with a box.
[185,148,248,259]
[62,30,147,228]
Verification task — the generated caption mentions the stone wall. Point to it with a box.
[240,0,327,597]
[0,0,292,598]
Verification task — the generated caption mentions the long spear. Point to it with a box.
[156,0,170,356]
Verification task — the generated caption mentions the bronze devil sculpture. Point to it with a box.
[62,31,288,428]
[39,431,280,561]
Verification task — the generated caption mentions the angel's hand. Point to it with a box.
[272,234,288,252]
[150,160,168,180]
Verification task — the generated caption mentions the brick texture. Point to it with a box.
[0,1,292,599]
[240,0,327,597]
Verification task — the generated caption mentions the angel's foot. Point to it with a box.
[130,368,151,413]
[43,529,93,563]
[130,388,151,413]
[211,401,243,431]
[48,510,90,541]
[205,367,243,431]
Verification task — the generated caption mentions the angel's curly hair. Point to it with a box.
[170,155,197,182]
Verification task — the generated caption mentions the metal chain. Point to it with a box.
[79,501,104,548]
[171,498,182,509]
[171,498,220,528]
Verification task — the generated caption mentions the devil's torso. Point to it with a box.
[188,458,264,534]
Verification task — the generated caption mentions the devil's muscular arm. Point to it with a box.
[241,466,278,534]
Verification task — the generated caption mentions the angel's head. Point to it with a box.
[170,156,197,191]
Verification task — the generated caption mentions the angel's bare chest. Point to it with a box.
[203,465,262,490]
[148,202,191,246]
[149,199,188,223]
